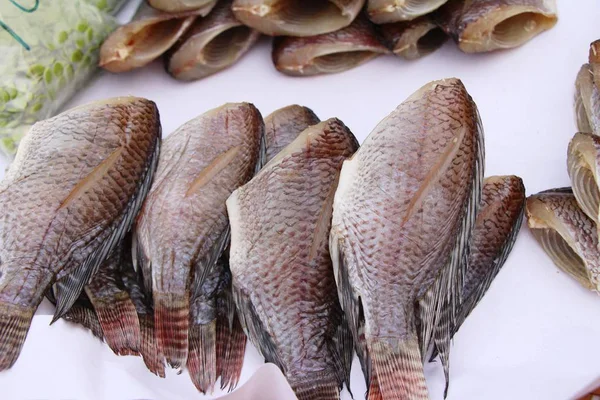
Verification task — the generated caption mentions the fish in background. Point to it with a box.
[331,78,483,399]
[228,118,359,400]
[148,0,218,13]
[367,0,449,24]
[133,103,263,392]
[379,16,448,60]
[0,97,161,371]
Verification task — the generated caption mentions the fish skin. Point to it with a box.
[272,15,390,77]
[100,2,216,73]
[434,0,557,53]
[368,0,449,24]
[264,105,320,162]
[232,0,366,37]
[148,0,217,13]
[575,64,600,136]
[330,78,482,399]
[527,188,599,291]
[134,103,263,370]
[0,97,161,371]
[379,16,448,60]
[228,118,359,400]
[167,0,261,82]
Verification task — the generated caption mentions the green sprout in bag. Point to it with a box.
[0,0,126,157]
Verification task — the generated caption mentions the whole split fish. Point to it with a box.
[368,0,449,24]
[527,188,600,291]
[264,105,320,162]
[379,16,448,60]
[100,2,216,73]
[272,15,390,77]
[0,97,161,371]
[435,0,557,53]
[575,64,600,136]
[134,103,263,387]
[330,78,483,399]
[228,118,359,400]
[232,0,366,37]
[148,0,218,13]
[167,0,261,81]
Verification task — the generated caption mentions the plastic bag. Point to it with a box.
[0,0,125,156]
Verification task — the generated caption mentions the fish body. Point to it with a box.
[379,17,448,60]
[331,79,483,399]
[0,97,161,371]
[148,0,218,13]
[368,0,449,24]
[264,105,320,162]
[575,64,600,135]
[228,118,359,399]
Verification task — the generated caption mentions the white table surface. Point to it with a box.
[1,1,599,399]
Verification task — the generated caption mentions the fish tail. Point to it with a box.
[368,333,429,400]
[63,304,104,340]
[154,292,189,369]
[0,303,35,371]
[187,322,217,394]
[367,370,383,400]
[290,372,341,400]
[93,295,142,356]
[139,313,165,378]
[218,314,247,391]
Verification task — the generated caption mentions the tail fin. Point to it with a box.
[154,292,189,369]
[63,304,104,340]
[91,294,142,356]
[139,313,165,377]
[187,322,217,394]
[290,373,340,400]
[0,303,34,371]
[369,334,429,400]
[367,370,383,400]
[217,313,247,391]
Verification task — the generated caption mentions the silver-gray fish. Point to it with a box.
[148,0,218,13]
[330,78,483,399]
[0,97,161,371]
[264,105,320,162]
[368,0,449,24]
[379,16,448,60]
[228,118,359,400]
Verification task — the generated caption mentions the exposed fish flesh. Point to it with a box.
[134,103,263,377]
[148,0,217,13]
[368,0,449,24]
[435,0,557,53]
[567,133,600,227]
[100,2,216,73]
[527,188,600,291]
[575,64,600,135]
[0,97,161,371]
[264,105,320,162]
[272,16,389,77]
[228,118,359,399]
[330,78,483,399]
[232,0,365,37]
[167,0,261,81]
[379,16,448,60]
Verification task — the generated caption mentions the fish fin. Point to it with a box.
[328,311,354,395]
[217,302,247,391]
[154,291,189,369]
[139,313,165,377]
[192,226,231,295]
[290,373,340,400]
[0,303,34,371]
[368,334,429,399]
[366,369,383,400]
[63,304,104,340]
[187,321,217,394]
[52,137,160,322]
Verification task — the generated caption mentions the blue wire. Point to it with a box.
[9,0,39,13]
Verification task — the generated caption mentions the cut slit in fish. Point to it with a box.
[379,16,448,60]
[367,0,449,24]
[527,188,600,291]
[231,0,366,37]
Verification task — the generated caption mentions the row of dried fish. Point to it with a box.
[527,40,600,294]
[0,80,524,399]
[100,0,558,80]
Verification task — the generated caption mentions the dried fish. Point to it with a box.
[567,133,600,226]
[47,291,104,340]
[228,118,359,400]
[134,103,263,376]
[435,0,557,53]
[148,0,218,13]
[100,2,216,73]
[379,16,448,60]
[264,105,320,162]
[575,64,600,135]
[167,0,261,81]
[590,40,600,89]
[272,16,389,77]
[527,188,600,291]
[232,0,365,37]
[330,79,483,399]
[368,0,449,24]
[0,97,161,371]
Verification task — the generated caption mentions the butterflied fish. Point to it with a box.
[134,103,263,373]
[264,105,320,162]
[368,0,449,24]
[228,118,359,400]
[167,0,261,82]
[100,2,216,73]
[435,0,557,53]
[567,133,600,227]
[331,78,483,399]
[527,188,599,291]
[148,0,218,13]
[232,0,365,37]
[575,64,600,135]
[272,15,389,77]
[0,97,161,371]
[379,16,448,60]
